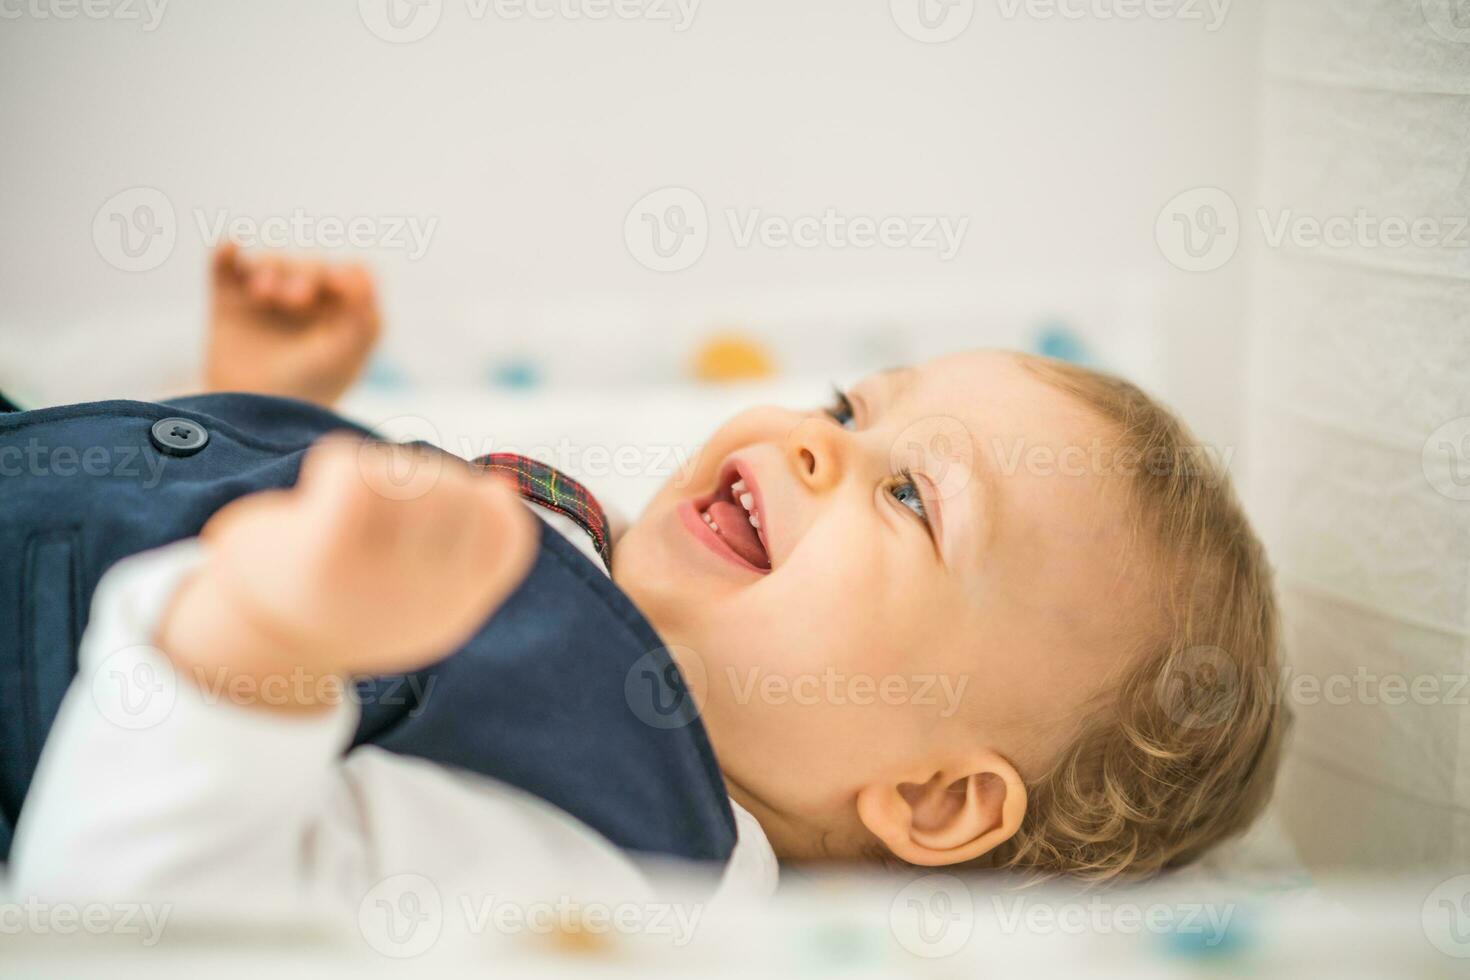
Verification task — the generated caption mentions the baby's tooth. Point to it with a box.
[739,492,754,511]
[732,479,746,494]
[749,513,760,529]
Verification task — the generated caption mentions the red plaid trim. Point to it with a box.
[473,453,612,570]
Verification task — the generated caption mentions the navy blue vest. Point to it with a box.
[0,393,735,865]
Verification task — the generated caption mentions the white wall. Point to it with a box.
[0,0,1260,453]
[1248,0,1470,874]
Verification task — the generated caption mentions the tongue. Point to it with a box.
[707,500,768,568]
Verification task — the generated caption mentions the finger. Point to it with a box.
[470,477,539,594]
[297,434,372,498]
[404,458,505,581]
[477,469,525,508]
[462,471,535,552]
[210,243,252,306]
[341,439,447,515]
[327,264,383,347]
[418,459,480,562]
[324,264,375,313]
[295,308,378,390]
[297,265,382,367]
[247,255,287,308]
[297,436,397,549]
[212,241,241,281]
[198,487,294,545]
[278,262,325,315]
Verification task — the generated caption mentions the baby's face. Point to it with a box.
[614,350,1142,858]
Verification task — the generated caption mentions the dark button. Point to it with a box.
[150,417,209,457]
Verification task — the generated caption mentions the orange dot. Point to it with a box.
[692,333,776,382]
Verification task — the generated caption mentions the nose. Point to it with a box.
[785,415,847,493]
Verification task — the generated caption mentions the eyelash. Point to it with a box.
[888,471,931,527]
[825,385,857,430]
[823,385,932,531]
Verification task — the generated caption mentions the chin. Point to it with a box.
[620,499,750,608]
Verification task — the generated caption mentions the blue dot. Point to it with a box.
[1033,322,1090,365]
[363,357,409,389]
[487,359,541,390]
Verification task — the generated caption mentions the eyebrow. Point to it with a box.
[877,365,918,400]
[960,436,998,562]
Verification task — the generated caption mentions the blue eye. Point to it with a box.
[889,472,930,525]
[825,386,857,430]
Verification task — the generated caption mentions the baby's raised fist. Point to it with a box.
[205,243,382,407]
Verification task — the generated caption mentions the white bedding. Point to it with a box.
[1,869,1454,978]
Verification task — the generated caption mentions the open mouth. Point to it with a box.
[688,461,773,573]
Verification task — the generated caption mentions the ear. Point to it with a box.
[855,752,1026,867]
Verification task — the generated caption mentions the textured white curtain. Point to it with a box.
[1251,0,1470,871]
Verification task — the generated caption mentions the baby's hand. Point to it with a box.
[156,438,538,710]
[205,243,381,407]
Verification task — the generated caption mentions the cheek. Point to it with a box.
[703,518,914,676]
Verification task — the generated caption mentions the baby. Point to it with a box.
[6,247,1285,916]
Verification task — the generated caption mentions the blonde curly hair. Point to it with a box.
[980,355,1289,882]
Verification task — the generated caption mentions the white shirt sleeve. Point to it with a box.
[8,540,658,932]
